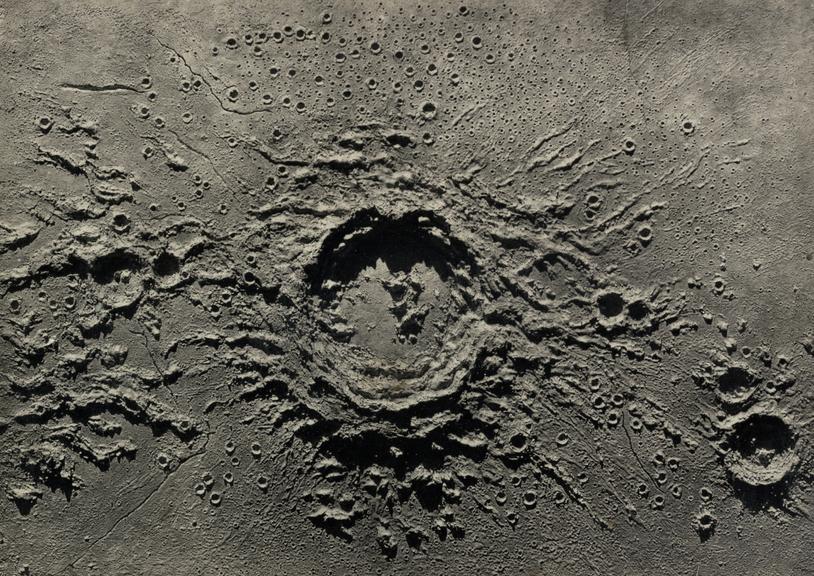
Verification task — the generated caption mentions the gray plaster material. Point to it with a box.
[0,1,812,574]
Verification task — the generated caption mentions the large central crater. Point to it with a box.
[303,209,484,412]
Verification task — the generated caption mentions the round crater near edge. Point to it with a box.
[723,412,799,488]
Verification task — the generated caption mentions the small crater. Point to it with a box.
[153,251,180,277]
[716,365,758,407]
[597,291,625,317]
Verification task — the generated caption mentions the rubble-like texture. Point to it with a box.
[1,1,812,574]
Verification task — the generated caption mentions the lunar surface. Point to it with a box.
[1,1,813,574]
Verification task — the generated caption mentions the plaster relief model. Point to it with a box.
[0,1,812,574]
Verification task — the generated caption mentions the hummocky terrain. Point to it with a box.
[1,1,813,574]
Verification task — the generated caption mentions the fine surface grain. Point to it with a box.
[1,1,813,574]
